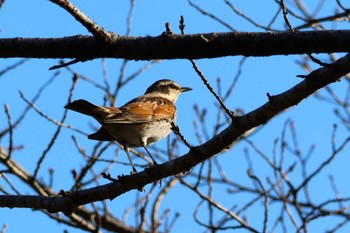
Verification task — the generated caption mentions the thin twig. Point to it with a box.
[178,177,259,233]
[170,122,193,149]
[280,0,294,31]
[280,0,330,67]
[32,75,78,179]
[50,0,117,44]
[188,0,235,31]
[295,136,350,193]
[0,72,59,138]
[0,59,29,77]
[3,105,13,160]
[179,15,185,35]
[0,224,8,233]
[189,59,235,119]
[18,92,87,136]
[247,169,269,233]
[225,0,280,31]
[126,0,135,36]
[336,0,349,11]
[49,58,87,70]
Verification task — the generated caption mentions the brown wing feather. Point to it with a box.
[104,96,176,124]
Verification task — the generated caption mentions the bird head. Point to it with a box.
[145,79,192,102]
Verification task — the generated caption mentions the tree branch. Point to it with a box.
[49,0,118,44]
[1,30,350,60]
[1,51,350,214]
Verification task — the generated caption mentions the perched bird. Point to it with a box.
[65,79,192,173]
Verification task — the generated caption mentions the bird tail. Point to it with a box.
[65,99,99,117]
[65,99,120,123]
[88,127,115,141]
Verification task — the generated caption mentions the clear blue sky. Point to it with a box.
[1,1,350,232]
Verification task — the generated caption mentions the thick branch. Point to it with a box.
[1,30,350,60]
[1,53,349,215]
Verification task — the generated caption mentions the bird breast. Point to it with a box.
[103,118,176,148]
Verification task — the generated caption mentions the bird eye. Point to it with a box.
[168,84,177,89]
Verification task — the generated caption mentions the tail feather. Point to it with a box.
[88,127,116,141]
[65,99,99,117]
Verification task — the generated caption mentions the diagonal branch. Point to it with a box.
[1,53,350,214]
[50,0,118,44]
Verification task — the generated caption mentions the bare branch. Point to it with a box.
[50,0,117,44]
[2,31,350,60]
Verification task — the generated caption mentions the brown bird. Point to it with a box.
[65,79,192,173]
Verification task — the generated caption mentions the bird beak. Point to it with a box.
[180,87,192,92]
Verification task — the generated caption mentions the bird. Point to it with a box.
[65,79,192,173]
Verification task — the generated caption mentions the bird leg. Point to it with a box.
[124,146,138,174]
[142,145,158,166]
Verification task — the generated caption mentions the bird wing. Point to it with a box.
[104,96,176,124]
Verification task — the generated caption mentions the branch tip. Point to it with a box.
[179,15,186,35]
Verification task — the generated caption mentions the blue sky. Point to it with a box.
[1,1,350,232]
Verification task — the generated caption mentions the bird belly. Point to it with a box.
[104,120,173,148]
